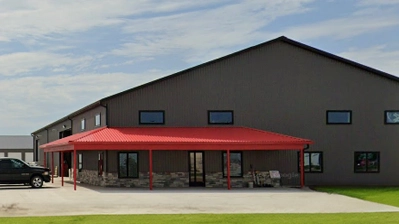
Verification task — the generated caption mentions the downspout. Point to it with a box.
[300,144,310,188]
[100,102,109,174]
[67,117,73,133]
[30,133,36,161]
[99,102,108,126]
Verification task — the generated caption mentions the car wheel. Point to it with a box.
[31,176,44,188]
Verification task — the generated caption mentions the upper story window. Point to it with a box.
[139,111,165,124]
[81,118,86,130]
[326,110,351,124]
[95,114,101,126]
[354,152,379,173]
[208,110,234,124]
[385,110,399,124]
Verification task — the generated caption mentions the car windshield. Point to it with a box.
[13,159,30,167]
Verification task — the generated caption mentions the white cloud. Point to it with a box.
[268,14,399,41]
[0,52,93,76]
[0,0,226,42]
[339,45,399,76]
[111,0,315,62]
[357,0,399,6]
[0,70,168,134]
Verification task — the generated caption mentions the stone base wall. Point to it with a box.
[153,172,189,188]
[206,172,253,188]
[79,170,189,188]
[78,170,280,188]
[78,170,106,186]
[104,172,149,187]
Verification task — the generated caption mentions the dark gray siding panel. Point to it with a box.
[243,151,300,186]
[107,151,118,173]
[153,151,187,172]
[81,151,99,171]
[72,106,106,134]
[204,151,222,173]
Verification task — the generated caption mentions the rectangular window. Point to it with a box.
[78,153,83,171]
[81,118,86,130]
[354,152,380,173]
[118,152,138,178]
[298,152,323,173]
[222,152,242,177]
[95,114,101,126]
[208,110,234,124]
[385,110,399,124]
[139,111,164,124]
[326,110,351,124]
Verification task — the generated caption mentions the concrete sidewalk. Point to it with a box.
[0,178,398,217]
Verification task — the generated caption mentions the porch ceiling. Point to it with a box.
[40,126,313,152]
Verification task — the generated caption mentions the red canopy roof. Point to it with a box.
[40,127,313,152]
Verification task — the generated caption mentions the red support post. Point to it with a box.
[227,149,231,190]
[43,151,46,167]
[73,149,77,191]
[149,149,153,190]
[61,152,64,187]
[300,149,305,188]
[51,152,54,183]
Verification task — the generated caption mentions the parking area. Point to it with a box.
[0,178,398,217]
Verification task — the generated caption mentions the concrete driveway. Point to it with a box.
[0,178,398,217]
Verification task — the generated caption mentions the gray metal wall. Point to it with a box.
[71,106,106,133]
[101,41,399,186]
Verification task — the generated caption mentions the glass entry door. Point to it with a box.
[189,151,205,187]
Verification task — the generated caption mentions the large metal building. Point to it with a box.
[32,36,399,188]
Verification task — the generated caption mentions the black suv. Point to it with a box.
[0,158,51,188]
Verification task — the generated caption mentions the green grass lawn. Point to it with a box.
[314,187,399,207]
[1,213,399,224]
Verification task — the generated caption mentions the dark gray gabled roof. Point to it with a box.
[32,36,399,135]
[0,136,33,149]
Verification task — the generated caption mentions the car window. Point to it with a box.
[0,160,13,169]
[10,159,26,169]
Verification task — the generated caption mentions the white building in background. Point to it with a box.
[0,136,34,162]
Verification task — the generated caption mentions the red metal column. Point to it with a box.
[300,149,305,188]
[61,152,64,187]
[149,149,153,190]
[43,151,46,167]
[51,152,54,183]
[227,149,231,190]
[73,149,77,191]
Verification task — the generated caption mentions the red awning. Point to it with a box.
[40,126,313,152]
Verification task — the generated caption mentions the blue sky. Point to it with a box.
[1,0,399,135]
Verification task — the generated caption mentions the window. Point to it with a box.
[208,111,234,124]
[95,114,101,126]
[78,153,83,171]
[139,111,164,124]
[81,118,86,130]
[222,152,242,177]
[326,110,351,124]
[385,110,399,124]
[298,152,323,173]
[118,152,138,178]
[354,152,379,173]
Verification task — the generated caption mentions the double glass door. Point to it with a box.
[189,151,205,187]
